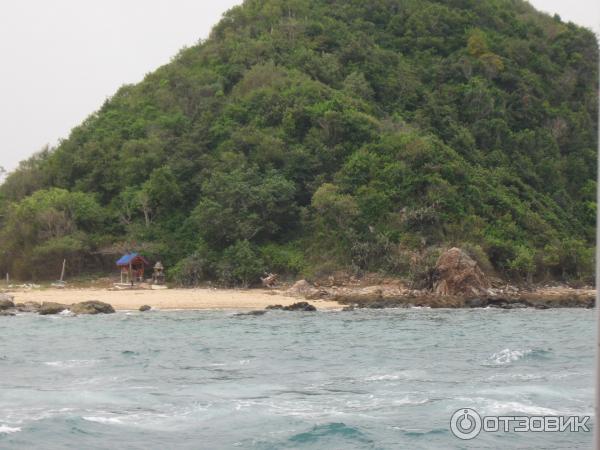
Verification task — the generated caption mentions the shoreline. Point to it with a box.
[5,287,342,311]
[2,284,596,312]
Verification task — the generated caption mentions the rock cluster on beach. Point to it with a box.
[0,296,117,316]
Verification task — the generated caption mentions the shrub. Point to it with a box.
[259,243,306,275]
[171,243,217,286]
[218,240,265,288]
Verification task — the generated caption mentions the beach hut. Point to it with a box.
[116,253,150,284]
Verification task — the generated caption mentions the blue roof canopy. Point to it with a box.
[116,253,149,267]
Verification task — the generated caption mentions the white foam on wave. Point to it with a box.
[365,370,427,381]
[83,416,123,425]
[456,397,564,416]
[486,400,561,416]
[489,348,531,364]
[81,402,214,429]
[366,374,401,381]
[44,359,98,368]
[393,397,430,406]
[0,425,21,434]
[487,372,545,381]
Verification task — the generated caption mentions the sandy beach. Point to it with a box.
[7,287,342,311]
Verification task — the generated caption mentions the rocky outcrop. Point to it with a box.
[139,305,152,312]
[39,302,68,315]
[70,301,115,315]
[266,302,317,312]
[433,248,490,297]
[0,310,15,316]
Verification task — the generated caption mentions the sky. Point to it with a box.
[0,0,598,174]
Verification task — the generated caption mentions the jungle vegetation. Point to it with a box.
[0,0,597,286]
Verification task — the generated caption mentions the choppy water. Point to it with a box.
[0,308,595,449]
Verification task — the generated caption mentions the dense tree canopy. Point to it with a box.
[1,0,597,285]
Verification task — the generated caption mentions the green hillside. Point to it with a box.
[0,0,597,285]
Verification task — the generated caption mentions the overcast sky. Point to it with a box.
[0,0,598,174]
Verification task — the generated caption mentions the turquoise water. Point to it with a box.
[0,308,594,449]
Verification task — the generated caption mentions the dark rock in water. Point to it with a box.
[342,306,355,312]
[465,298,487,308]
[0,295,15,310]
[368,302,387,309]
[283,302,317,312]
[235,310,268,317]
[70,301,115,315]
[39,302,68,315]
[535,304,550,310]
[17,301,41,313]
[266,305,284,310]
[487,298,510,309]
[267,302,317,311]
[139,305,152,312]
[0,310,16,316]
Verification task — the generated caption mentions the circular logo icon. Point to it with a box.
[450,408,482,440]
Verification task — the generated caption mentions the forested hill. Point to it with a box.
[0,0,598,285]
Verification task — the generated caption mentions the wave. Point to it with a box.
[456,396,565,416]
[44,360,98,368]
[288,422,372,445]
[0,425,21,434]
[365,370,429,382]
[488,348,551,365]
[393,396,431,406]
[83,416,123,425]
[486,400,561,416]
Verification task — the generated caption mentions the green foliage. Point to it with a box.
[170,241,217,286]
[0,188,103,279]
[0,0,597,283]
[509,245,536,284]
[260,243,306,275]
[218,240,265,287]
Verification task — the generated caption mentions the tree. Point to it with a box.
[218,240,265,287]
[509,245,536,284]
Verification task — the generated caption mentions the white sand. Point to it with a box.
[9,287,341,311]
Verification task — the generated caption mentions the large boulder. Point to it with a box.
[433,248,490,297]
[70,301,115,315]
[39,302,68,315]
[139,305,152,312]
[0,294,15,310]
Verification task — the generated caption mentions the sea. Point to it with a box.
[0,307,595,449]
